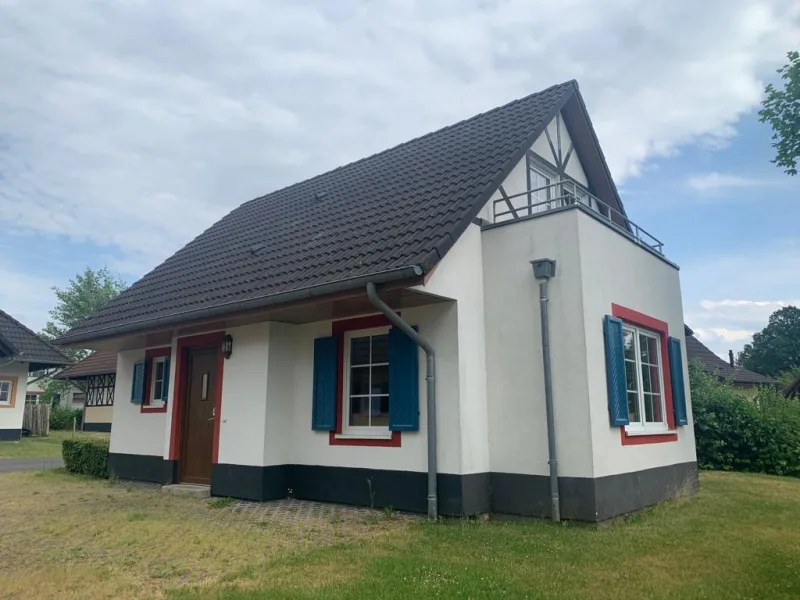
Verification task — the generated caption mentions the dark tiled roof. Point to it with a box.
[684,325,779,386]
[54,350,117,380]
[59,81,584,344]
[0,309,72,368]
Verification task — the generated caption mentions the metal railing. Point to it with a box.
[492,181,664,255]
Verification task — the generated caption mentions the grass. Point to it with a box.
[0,429,109,458]
[1,470,799,599]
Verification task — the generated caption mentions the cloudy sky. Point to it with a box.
[0,0,798,357]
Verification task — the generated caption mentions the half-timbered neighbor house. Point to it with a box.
[55,351,118,431]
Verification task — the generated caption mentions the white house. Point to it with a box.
[0,310,72,440]
[57,81,697,521]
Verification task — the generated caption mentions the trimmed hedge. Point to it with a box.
[62,438,110,478]
[691,363,800,477]
[50,406,83,430]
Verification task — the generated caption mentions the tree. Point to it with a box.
[36,267,126,404]
[758,51,800,176]
[738,306,800,377]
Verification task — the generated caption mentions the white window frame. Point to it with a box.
[529,164,553,213]
[149,356,168,408]
[622,325,670,435]
[340,326,392,440]
[0,380,12,405]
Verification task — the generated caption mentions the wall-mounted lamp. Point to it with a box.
[222,334,233,359]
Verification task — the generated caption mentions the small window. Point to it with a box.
[623,325,667,433]
[150,357,168,405]
[0,381,11,405]
[25,394,39,404]
[344,328,390,436]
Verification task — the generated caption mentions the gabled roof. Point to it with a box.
[684,325,779,386]
[0,309,72,371]
[59,80,621,345]
[54,351,117,381]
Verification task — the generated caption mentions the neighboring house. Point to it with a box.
[684,326,779,391]
[26,371,86,409]
[783,376,800,398]
[54,351,117,432]
[0,309,72,440]
[56,80,696,521]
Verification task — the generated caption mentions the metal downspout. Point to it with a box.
[365,282,438,520]
[532,259,561,522]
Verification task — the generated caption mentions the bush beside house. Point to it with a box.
[49,406,82,430]
[62,438,109,478]
[690,363,800,477]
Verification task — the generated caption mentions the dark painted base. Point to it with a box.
[0,428,21,442]
[83,422,112,433]
[107,453,697,521]
[108,453,176,484]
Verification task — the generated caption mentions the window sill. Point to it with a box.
[328,430,401,447]
[620,427,678,446]
[141,402,168,414]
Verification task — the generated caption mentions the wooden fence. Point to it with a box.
[23,404,50,436]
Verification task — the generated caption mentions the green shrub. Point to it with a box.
[690,362,800,477]
[62,438,110,478]
[50,406,83,430]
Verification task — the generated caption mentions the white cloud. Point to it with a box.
[686,172,777,192]
[0,262,63,332]
[0,0,798,281]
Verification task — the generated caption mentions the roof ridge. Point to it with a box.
[243,80,578,207]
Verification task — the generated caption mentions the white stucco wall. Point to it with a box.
[217,323,270,466]
[263,322,295,467]
[482,210,594,478]
[110,349,169,457]
[0,361,29,432]
[576,213,696,477]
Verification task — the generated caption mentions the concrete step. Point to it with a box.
[162,483,211,499]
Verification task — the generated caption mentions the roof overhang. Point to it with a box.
[56,269,449,351]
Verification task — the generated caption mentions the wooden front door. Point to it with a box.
[179,347,218,485]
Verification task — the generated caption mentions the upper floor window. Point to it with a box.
[623,325,667,433]
[529,166,552,206]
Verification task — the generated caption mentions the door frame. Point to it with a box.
[168,331,225,473]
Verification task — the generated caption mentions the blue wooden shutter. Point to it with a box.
[669,337,688,426]
[162,357,171,401]
[603,315,629,426]
[388,327,420,431]
[312,336,338,431]
[130,360,146,404]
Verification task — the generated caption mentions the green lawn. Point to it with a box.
[1,470,798,599]
[0,429,109,458]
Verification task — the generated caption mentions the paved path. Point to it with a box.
[0,457,63,473]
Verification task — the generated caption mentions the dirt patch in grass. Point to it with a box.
[0,430,109,458]
[0,470,412,599]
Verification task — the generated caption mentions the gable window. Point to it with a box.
[623,325,667,433]
[0,377,17,408]
[344,328,390,435]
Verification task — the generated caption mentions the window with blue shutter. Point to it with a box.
[603,315,630,426]
[130,360,146,404]
[388,327,420,431]
[162,357,171,401]
[312,336,338,431]
[668,337,688,426]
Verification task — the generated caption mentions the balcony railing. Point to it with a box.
[492,181,664,255]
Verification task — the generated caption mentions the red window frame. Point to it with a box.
[329,314,402,447]
[140,347,171,414]
[611,304,678,446]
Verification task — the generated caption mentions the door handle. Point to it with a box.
[208,406,215,421]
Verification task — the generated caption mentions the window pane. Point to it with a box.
[0,390,7,403]
[625,360,638,392]
[640,363,652,394]
[623,329,636,361]
[372,396,390,427]
[640,334,658,365]
[371,334,389,363]
[643,393,664,424]
[0,381,9,393]
[627,391,640,423]
[155,361,165,382]
[349,366,370,395]
[350,337,371,366]
[371,365,389,395]
[349,397,369,426]
[648,364,661,394]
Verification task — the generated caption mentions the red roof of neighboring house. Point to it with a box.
[54,351,117,380]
